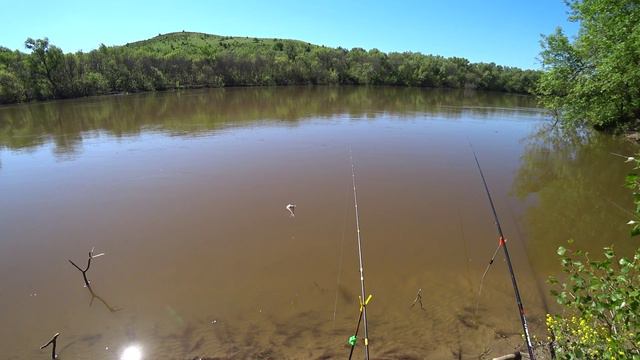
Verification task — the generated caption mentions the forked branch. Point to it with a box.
[410,288,426,311]
[40,332,59,359]
[68,247,104,288]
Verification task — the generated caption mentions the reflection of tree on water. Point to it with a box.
[0,87,541,155]
[512,125,639,271]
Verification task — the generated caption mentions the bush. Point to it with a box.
[548,246,640,359]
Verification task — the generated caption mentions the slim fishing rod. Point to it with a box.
[349,150,371,360]
[470,145,536,360]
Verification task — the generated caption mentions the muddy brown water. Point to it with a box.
[0,87,637,359]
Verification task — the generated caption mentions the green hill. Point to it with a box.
[122,32,312,58]
[0,31,541,104]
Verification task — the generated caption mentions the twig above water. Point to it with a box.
[410,288,425,311]
[40,332,59,359]
[285,203,296,217]
[68,247,104,288]
[68,247,120,312]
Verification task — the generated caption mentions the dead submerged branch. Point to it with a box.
[68,247,104,288]
[68,247,119,312]
[40,333,59,359]
[409,288,425,311]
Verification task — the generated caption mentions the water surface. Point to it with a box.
[0,87,637,359]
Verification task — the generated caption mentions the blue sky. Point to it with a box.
[0,0,578,69]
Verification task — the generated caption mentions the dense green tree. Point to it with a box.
[0,67,25,102]
[537,0,640,130]
[0,32,541,105]
[78,71,109,96]
[24,37,67,97]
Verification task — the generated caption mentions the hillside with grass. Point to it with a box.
[0,31,540,104]
[122,32,312,58]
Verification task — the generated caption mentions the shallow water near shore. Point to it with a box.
[0,86,637,359]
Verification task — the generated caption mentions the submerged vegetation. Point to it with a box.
[0,31,540,104]
[537,0,640,131]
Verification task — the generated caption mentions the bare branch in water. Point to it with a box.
[285,203,296,217]
[40,333,59,359]
[67,259,83,272]
[410,288,425,311]
[68,248,120,312]
[68,248,104,288]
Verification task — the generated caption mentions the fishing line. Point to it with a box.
[606,198,638,220]
[444,143,473,296]
[505,202,549,309]
[468,142,536,360]
[474,242,501,317]
[610,152,636,162]
[605,198,640,247]
[456,209,473,292]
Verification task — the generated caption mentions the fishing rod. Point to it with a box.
[470,144,536,360]
[348,149,371,360]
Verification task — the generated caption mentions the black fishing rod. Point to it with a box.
[470,145,536,360]
[348,294,371,360]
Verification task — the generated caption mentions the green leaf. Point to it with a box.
[625,173,638,188]
[557,246,567,256]
[604,248,615,259]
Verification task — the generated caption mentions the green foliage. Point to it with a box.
[24,37,66,98]
[537,0,640,130]
[0,32,541,105]
[548,246,640,359]
[0,67,25,102]
[78,71,109,96]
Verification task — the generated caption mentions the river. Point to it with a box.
[0,86,637,359]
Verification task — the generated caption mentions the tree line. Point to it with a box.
[0,32,540,104]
